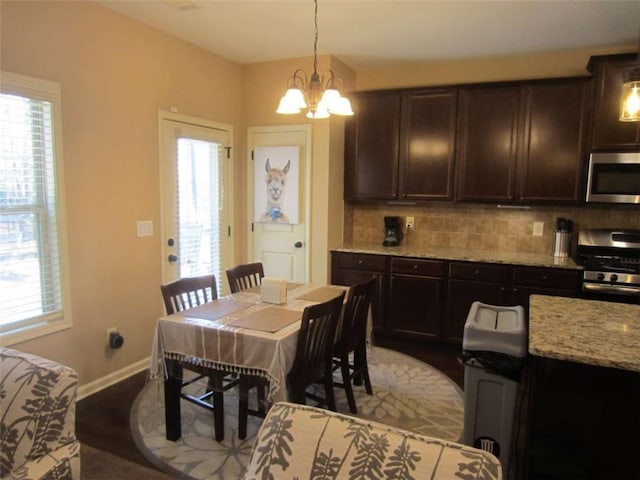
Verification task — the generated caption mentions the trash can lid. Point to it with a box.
[462,302,527,357]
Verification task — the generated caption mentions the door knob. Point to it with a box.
[294,241,303,248]
[168,254,178,262]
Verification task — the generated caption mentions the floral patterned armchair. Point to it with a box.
[243,401,501,480]
[0,347,81,480]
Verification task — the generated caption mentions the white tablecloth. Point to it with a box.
[149,283,347,403]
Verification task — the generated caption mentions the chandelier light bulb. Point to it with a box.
[329,96,354,116]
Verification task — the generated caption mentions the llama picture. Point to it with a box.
[259,158,290,223]
[254,146,299,224]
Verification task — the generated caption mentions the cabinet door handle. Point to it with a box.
[474,270,480,275]
[413,264,419,269]
[358,260,363,265]
[541,275,547,280]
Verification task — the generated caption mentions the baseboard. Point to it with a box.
[77,357,150,400]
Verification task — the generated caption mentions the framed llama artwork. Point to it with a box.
[253,146,300,224]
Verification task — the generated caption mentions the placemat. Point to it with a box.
[180,298,253,321]
[296,286,346,303]
[225,307,301,332]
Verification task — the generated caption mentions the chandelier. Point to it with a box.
[276,0,353,119]
[619,33,640,122]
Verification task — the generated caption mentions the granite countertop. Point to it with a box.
[529,295,640,372]
[332,243,581,269]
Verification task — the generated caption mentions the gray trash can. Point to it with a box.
[461,301,527,475]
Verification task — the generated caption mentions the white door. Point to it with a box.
[247,125,311,282]
[160,113,234,295]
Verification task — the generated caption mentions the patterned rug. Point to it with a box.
[130,347,464,480]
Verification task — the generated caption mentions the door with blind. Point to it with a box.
[159,114,233,295]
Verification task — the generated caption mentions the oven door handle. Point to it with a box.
[583,283,640,296]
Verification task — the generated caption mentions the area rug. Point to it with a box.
[130,347,464,480]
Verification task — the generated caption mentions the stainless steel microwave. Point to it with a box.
[586,152,640,204]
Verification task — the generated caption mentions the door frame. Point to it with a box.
[247,124,312,282]
[158,110,235,285]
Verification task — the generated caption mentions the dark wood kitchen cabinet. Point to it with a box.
[344,91,400,200]
[510,266,580,317]
[344,88,457,201]
[456,85,521,203]
[330,252,387,333]
[456,79,588,204]
[446,262,580,343]
[387,257,445,339]
[587,53,640,151]
[446,262,510,343]
[518,80,589,203]
[398,89,457,201]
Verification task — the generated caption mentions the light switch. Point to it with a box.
[137,220,153,237]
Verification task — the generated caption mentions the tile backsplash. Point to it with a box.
[345,203,640,255]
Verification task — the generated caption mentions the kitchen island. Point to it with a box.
[529,295,640,372]
[526,295,639,479]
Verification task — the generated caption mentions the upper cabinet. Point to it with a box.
[517,79,589,203]
[344,91,400,200]
[587,54,640,151]
[399,89,457,201]
[346,77,589,205]
[456,85,521,202]
[344,88,457,201]
[456,79,588,204]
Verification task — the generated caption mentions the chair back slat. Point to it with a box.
[161,274,218,314]
[338,278,375,352]
[288,292,345,387]
[226,262,264,293]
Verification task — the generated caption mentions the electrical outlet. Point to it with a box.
[106,327,117,343]
[533,221,544,237]
[405,216,415,230]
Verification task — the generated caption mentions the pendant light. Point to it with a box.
[276,0,353,119]
[619,33,640,122]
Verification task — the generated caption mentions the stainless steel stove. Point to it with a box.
[576,229,640,303]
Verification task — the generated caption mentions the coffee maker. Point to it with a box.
[383,216,403,246]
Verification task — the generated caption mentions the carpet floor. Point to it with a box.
[130,347,464,480]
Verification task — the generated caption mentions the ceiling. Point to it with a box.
[99,0,640,70]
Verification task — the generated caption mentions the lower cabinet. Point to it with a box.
[447,262,581,343]
[387,258,445,339]
[330,252,387,333]
[331,252,581,345]
[446,262,510,343]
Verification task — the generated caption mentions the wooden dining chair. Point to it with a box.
[161,274,218,315]
[286,291,346,411]
[333,278,375,413]
[226,262,264,293]
[160,274,237,442]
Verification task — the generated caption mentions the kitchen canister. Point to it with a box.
[553,217,573,257]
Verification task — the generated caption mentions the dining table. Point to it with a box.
[148,281,349,440]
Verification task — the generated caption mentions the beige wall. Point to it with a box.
[1,1,243,388]
[355,44,637,90]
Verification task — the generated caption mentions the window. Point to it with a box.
[0,72,71,345]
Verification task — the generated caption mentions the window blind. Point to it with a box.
[176,137,224,297]
[0,72,70,343]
